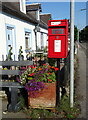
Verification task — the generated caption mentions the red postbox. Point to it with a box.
[48,19,68,58]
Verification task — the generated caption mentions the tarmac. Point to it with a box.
[76,43,87,119]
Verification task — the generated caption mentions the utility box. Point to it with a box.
[48,19,68,58]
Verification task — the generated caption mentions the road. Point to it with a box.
[76,42,87,119]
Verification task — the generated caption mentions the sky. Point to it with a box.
[26,1,86,30]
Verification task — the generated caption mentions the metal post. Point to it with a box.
[70,0,74,108]
[56,58,60,106]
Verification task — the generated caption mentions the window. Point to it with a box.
[25,31,31,49]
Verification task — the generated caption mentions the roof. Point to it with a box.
[40,14,52,25]
[1,2,48,29]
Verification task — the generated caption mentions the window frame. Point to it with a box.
[24,28,32,52]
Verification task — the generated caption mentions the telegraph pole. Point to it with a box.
[70,0,74,108]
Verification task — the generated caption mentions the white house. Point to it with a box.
[0,1,51,60]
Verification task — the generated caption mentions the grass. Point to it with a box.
[21,94,80,119]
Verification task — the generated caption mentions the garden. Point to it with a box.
[16,52,80,119]
[1,46,81,118]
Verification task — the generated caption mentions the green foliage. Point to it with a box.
[48,58,56,66]
[18,96,25,108]
[44,46,48,53]
[23,95,80,119]
[74,26,78,41]
[18,46,24,60]
[24,108,55,118]
[79,25,88,42]
[7,46,13,60]
[68,23,78,42]
[37,46,41,52]
[57,95,80,118]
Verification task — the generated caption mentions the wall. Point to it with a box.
[0,12,48,60]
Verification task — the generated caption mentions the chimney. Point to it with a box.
[26,3,42,21]
[20,0,26,14]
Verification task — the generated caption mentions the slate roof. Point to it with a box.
[40,14,52,25]
[1,2,48,29]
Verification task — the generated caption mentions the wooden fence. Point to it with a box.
[0,52,70,111]
[0,60,33,112]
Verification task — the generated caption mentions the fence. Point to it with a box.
[1,52,70,86]
[0,52,70,110]
[0,59,33,112]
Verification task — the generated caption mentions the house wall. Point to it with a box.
[0,12,48,60]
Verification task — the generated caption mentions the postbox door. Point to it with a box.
[48,35,67,58]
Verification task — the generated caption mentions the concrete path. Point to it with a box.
[76,44,87,119]
[0,97,29,119]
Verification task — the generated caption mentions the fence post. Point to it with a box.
[2,55,4,61]
[56,58,60,106]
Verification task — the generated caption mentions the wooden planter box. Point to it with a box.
[28,83,56,109]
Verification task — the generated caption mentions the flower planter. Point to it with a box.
[28,83,56,109]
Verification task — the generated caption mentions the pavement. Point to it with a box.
[75,43,87,119]
[0,97,29,119]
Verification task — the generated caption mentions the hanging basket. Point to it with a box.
[28,83,56,109]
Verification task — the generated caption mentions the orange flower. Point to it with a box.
[38,68,42,71]
[51,66,55,69]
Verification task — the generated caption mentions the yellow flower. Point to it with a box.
[2,67,7,70]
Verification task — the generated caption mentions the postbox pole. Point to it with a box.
[56,58,60,106]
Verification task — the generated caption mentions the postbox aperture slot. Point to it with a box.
[48,27,66,35]
[52,29,64,34]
